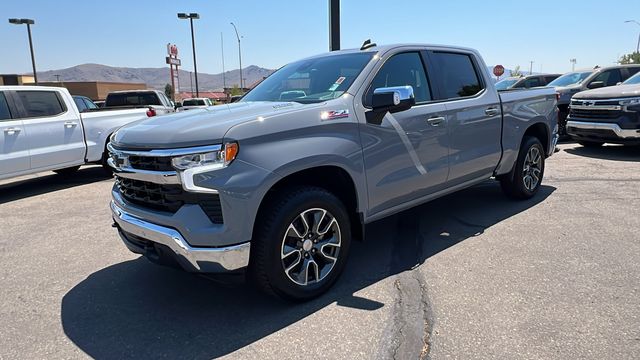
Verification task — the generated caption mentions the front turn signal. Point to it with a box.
[224,142,239,165]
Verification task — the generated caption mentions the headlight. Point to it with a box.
[171,142,238,170]
[171,142,239,194]
[619,97,640,106]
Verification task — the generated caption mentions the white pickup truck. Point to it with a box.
[0,86,158,180]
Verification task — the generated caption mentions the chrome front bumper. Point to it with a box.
[566,121,640,139]
[110,201,250,273]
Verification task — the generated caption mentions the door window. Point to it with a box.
[16,91,66,118]
[430,52,484,99]
[0,93,12,120]
[365,52,432,105]
[83,98,98,110]
[590,69,622,87]
[74,97,88,112]
[523,77,541,88]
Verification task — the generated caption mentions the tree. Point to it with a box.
[619,52,640,65]
[164,84,173,99]
[230,84,242,96]
[510,65,522,77]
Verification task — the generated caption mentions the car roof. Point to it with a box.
[108,89,157,94]
[298,43,480,61]
[0,85,67,91]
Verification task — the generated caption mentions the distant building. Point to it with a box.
[37,81,147,101]
[0,74,36,85]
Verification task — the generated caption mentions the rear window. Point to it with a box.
[431,52,484,99]
[183,99,206,106]
[16,91,66,118]
[0,92,12,120]
[106,92,161,106]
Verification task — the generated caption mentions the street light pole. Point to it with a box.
[178,13,200,97]
[9,18,37,84]
[230,22,243,91]
[624,20,640,53]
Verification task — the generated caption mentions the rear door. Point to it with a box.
[0,91,30,178]
[427,50,502,184]
[358,50,449,215]
[14,90,85,170]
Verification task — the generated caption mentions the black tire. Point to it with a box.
[249,186,352,301]
[578,141,604,148]
[101,151,114,176]
[53,166,80,177]
[500,136,545,200]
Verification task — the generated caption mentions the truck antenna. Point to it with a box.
[360,39,376,50]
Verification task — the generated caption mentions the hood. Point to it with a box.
[554,84,582,93]
[111,101,305,149]
[572,84,640,99]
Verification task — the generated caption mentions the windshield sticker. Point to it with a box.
[328,76,347,92]
[321,109,349,121]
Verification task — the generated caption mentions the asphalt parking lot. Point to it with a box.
[1,142,639,359]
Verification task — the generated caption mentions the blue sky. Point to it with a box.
[3,0,640,75]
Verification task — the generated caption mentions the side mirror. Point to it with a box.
[371,86,415,113]
[588,81,604,89]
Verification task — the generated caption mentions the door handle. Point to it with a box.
[485,107,500,117]
[427,116,445,126]
[64,121,78,128]
[3,127,21,136]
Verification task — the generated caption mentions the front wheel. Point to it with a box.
[249,186,351,301]
[500,136,545,199]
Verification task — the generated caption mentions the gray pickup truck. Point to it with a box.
[108,44,558,300]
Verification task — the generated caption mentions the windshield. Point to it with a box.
[183,99,206,106]
[495,78,519,91]
[548,71,592,87]
[241,53,374,104]
[623,72,640,85]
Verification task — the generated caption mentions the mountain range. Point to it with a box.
[37,64,274,91]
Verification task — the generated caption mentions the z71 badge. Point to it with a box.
[321,109,349,120]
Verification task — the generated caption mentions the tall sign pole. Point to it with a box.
[329,0,340,51]
[166,44,181,101]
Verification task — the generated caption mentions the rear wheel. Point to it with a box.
[249,186,351,301]
[53,166,80,177]
[578,141,604,148]
[500,136,545,199]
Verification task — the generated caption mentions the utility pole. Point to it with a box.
[221,32,226,91]
[178,13,200,97]
[230,22,243,90]
[9,18,38,84]
[529,61,534,75]
[329,0,340,51]
[570,58,577,71]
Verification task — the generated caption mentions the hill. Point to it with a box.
[37,64,274,91]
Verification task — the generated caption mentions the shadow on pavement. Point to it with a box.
[0,167,112,205]
[61,181,555,359]
[564,144,640,162]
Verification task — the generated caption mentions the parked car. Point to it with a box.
[177,97,213,111]
[104,90,175,115]
[566,71,640,147]
[549,64,640,137]
[0,86,158,180]
[495,74,560,91]
[72,95,99,113]
[108,44,558,300]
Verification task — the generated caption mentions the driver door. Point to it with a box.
[356,51,449,216]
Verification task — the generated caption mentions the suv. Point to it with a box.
[105,90,175,115]
[549,64,640,136]
[177,97,213,111]
[495,74,560,91]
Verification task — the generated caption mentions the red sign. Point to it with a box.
[493,65,505,77]
[167,43,178,57]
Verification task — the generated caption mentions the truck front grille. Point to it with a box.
[127,155,174,171]
[569,108,621,120]
[115,177,223,224]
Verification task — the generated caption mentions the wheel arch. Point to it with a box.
[253,164,365,243]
